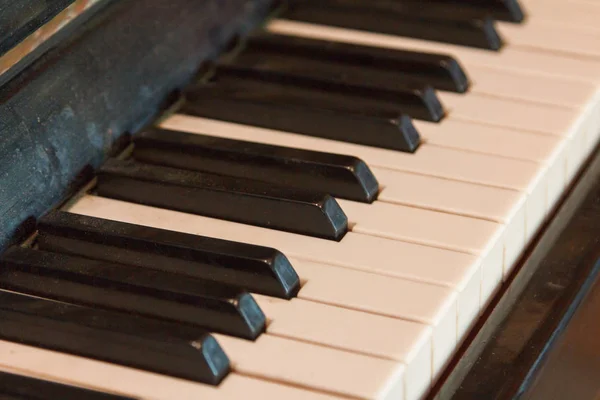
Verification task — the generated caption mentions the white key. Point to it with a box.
[373,169,525,224]
[215,334,405,400]
[66,196,462,373]
[0,341,341,400]
[291,261,460,374]
[500,21,600,59]
[340,199,504,303]
[417,119,567,163]
[466,65,597,108]
[256,296,432,400]
[519,1,600,33]
[161,115,548,239]
[373,169,528,277]
[437,92,580,137]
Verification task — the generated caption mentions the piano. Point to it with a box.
[0,0,599,399]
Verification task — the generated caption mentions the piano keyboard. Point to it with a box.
[1,1,599,399]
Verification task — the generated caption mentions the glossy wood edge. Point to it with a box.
[430,141,600,400]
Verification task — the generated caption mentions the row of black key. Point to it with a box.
[181,31,473,153]
[0,291,229,385]
[103,29,472,240]
[281,0,525,50]
[0,210,306,385]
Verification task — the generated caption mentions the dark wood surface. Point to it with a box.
[521,261,600,400]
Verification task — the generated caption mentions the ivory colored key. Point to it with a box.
[417,119,566,163]
[500,19,600,59]
[340,199,504,302]
[66,195,469,366]
[255,296,433,400]
[289,260,461,373]
[0,341,343,400]
[519,1,600,32]
[372,169,527,275]
[161,115,546,240]
[214,333,406,400]
[465,65,598,109]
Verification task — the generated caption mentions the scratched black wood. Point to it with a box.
[0,0,275,251]
[0,0,75,56]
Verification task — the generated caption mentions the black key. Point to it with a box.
[0,291,229,386]
[217,62,445,122]
[182,74,421,152]
[227,31,469,93]
[428,0,526,23]
[133,128,380,203]
[0,308,229,386]
[96,158,348,241]
[281,0,503,50]
[0,247,266,340]
[37,211,300,299]
[0,371,134,400]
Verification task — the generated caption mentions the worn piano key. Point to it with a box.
[96,158,348,241]
[0,371,132,400]
[0,249,265,340]
[255,295,434,400]
[281,0,503,50]
[182,74,421,152]
[67,196,477,357]
[228,31,470,93]
[409,0,526,23]
[213,333,406,400]
[0,292,230,386]
[133,128,379,203]
[520,0,600,32]
[37,210,300,299]
[216,64,446,122]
